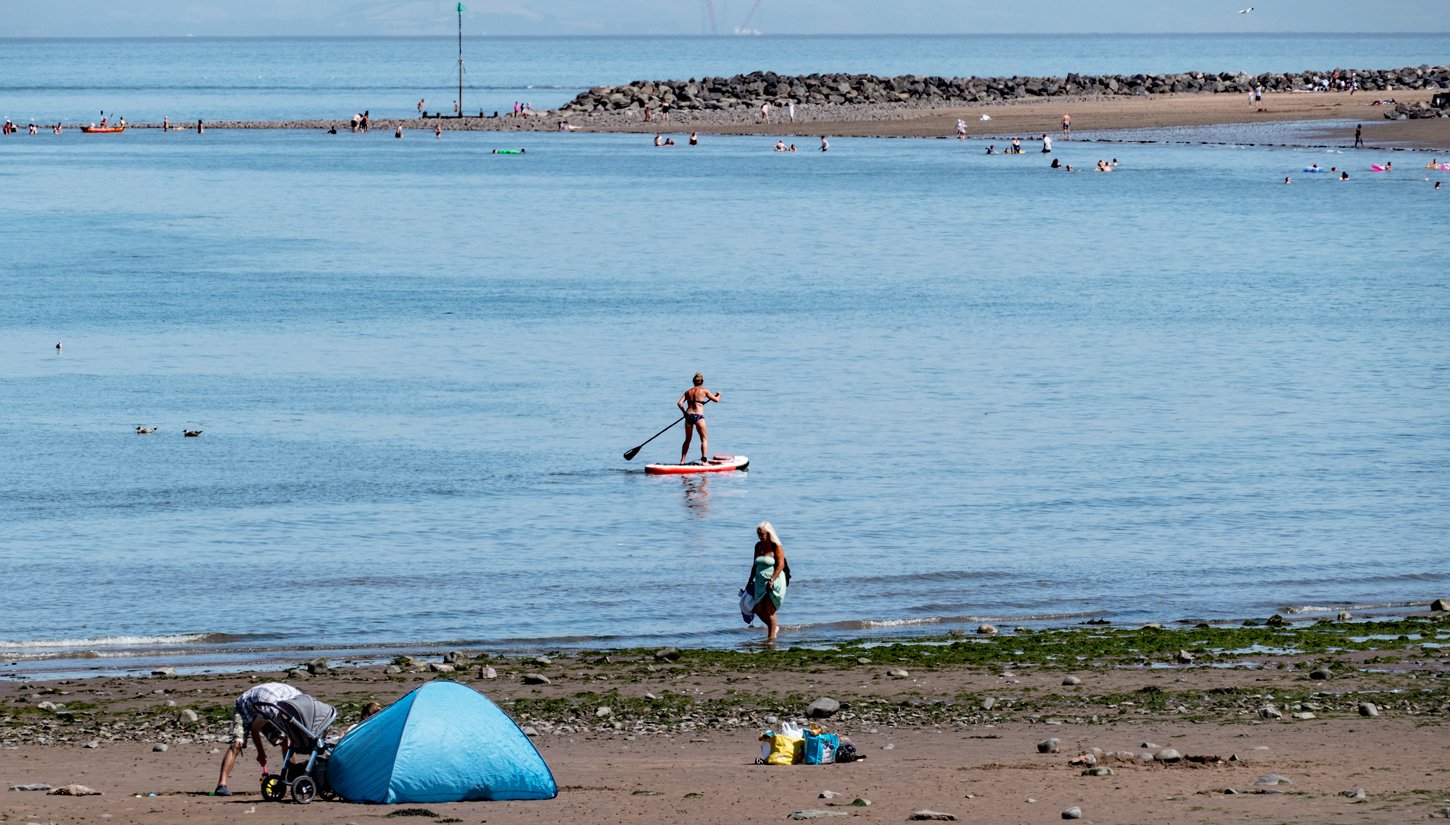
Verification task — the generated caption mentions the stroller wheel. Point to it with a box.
[292,774,317,805]
[260,774,285,802]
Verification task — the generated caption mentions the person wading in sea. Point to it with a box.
[677,372,721,464]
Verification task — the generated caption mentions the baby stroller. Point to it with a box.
[257,693,337,804]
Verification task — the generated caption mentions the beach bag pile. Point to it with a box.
[757,722,847,765]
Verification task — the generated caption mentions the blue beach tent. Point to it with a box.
[327,681,557,803]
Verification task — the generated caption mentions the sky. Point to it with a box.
[2,0,1446,37]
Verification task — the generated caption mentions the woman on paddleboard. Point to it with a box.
[677,372,721,465]
[749,521,788,643]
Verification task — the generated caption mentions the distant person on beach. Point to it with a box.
[395,126,403,139]
[747,521,788,643]
[197,119,204,134]
[677,372,721,465]
[1041,133,1052,153]
[436,123,442,139]
[820,136,829,152]
[1010,137,1021,154]
[788,101,795,123]
[760,102,771,123]
[162,116,169,131]
[328,125,337,134]
[214,682,301,797]
[956,119,967,140]
[1354,124,1364,148]
[362,111,370,132]
[1061,113,1070,140]
[342,702,383,736]
[418,99,424,115]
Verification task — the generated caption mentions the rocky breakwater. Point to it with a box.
[561,65,1450,115]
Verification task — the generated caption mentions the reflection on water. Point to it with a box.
[681,473,711,517]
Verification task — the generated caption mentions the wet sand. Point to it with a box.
[141,89,1450,150]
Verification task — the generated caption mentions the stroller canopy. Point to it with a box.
[327,681,556,803]
[275,694,337,744]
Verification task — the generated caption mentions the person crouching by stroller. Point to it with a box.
[214,682,302,796]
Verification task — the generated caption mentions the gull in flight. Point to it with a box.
[1237,6,1254,12]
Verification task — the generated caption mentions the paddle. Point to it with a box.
[623,399,708,461]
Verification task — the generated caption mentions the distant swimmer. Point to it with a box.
[395,126,403,139]
[678,372,721,465]
[774,139,786,152]
[1341,171,1350,180]
[1284,176,1292,184]
[688,131,698,146]
[654,133,663,147]
[1051,157,1061,169]
[55,341,62,352]
[820,136,829,152]
[435,123,441,139]
[1041,133,1052,153]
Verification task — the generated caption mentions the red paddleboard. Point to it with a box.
[644,454,749,474]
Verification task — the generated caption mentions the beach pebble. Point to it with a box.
[1037,738,1061,754]
[595,706,611,718]
[1342,788,1367,799]
[980,697,996,711]
[1258,705,1282,719]
[83,740,99,748]
[521,726,539,737]
[481,666,497,679]
[152,742,168,752]
[36,701,59,711]
[522,673,550,685]
[306,657,329,675]
[1176,650,1195,664]
[849,798,871,807]
[1266,614,1289,627]
[385,665,402,674]
[1309,667,1332,680]
[531,656,553,666]
[1082,766,1114,777]
[818,790,840,799]
[164,699,176,707]
[428,663,456,673]
[806,697,841,719]
[48,784,100,796]
[644,692,657,700]
[888,668,910,678]
[443,650,466,664]
[8,784,52,792]
[908,811,957,821]
[1291,712,1316,720]
[1337,611,1353,621]
[788,810,846,820]
[1430,598,1448,612]
[856,657,871,665]
[1358,702,1379,717]
[654,647,681,662]
[1254,774,1293,786]
[1140,742,1159,749]
[150,668,174,677]
[1062,806,1083,820]
[1154,748,1182,763]
[1062,675,1082,686]
[178,709,198,724]
[976,623,998,635]
[881,743,895,750]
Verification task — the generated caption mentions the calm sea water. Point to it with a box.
[3,33,1449,122]
[2,36,1448,678]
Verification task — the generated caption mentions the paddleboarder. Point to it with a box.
[677,372,721,465]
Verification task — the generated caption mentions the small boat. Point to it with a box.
[645,454,749,475]
[82,125,127,134]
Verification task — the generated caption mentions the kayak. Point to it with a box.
[82,125,126,133]
[645,454,749,474]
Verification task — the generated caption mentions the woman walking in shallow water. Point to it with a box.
[750,521,788,643]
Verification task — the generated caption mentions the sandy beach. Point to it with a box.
[149,90,1450,151]
[5,615,1448,824]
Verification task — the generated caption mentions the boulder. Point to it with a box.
[806,697,841,718]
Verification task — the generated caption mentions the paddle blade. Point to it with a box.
[623,446,641,461]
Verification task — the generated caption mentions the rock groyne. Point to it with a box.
[561,65,1450,117]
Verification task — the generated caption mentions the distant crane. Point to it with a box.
[701,0,764,35]
[738,0,764,33]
